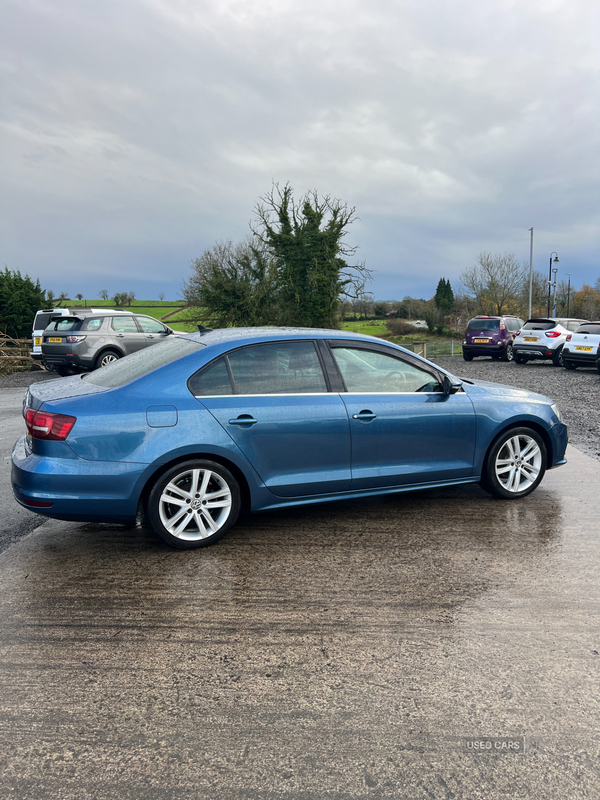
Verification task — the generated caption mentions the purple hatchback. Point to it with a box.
[462,315,525,362]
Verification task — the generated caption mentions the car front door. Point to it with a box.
[190,340,351,498]
[328,342,477,489]
[137,316,172,346]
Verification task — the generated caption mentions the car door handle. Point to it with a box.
[229,415,258,427]
[352,410,376,421]
[116,333,125,338]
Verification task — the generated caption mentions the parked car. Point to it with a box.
[31,307,130,362]
[561,322,600,372]
[512,318,588,366]
[462,315,524,362]
[13,328,568,550]
[41,311,180,375]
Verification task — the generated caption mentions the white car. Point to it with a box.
[561,322,600,372]
[512,317,588,366]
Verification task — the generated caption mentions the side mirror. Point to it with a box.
[443,375,463,395]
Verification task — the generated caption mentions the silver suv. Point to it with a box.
[41,311,180,375]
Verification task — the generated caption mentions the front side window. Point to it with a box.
[111,316,139,333]
[332,347,442,393]
[190,341,328,396]
[137,317,168,334]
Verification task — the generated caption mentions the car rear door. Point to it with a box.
[190,340,352,497]
[328,341,477,489]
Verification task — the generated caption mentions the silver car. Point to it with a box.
[41,311,180,375]
[561,322,600,372]
[512,317,588,366]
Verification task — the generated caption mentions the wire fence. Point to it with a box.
[400,340,460,358]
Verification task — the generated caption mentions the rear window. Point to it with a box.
[48,318,81,332]
[34,313,57,331]
[83,337,204,388]
[522,320,555,331]
[467,319,500,331]
[574,324,600,335]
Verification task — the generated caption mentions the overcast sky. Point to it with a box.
[2,0,599,302]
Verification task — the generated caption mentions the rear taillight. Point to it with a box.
[515,330,521,336]
[25,408,76,440]
[566,334,572,342]
[500,322,505,330]
[66,335,86,344]
[545,331,561,338]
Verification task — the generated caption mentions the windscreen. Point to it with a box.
[82,337,204,388]
[467,319,500,331]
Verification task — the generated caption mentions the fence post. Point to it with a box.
[413,341,427,359]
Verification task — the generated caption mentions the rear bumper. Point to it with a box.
[462,342,507,357]
[41,353,90,370]
[11,435,145,523]
[513,344,557,359]
[561,347,600,366]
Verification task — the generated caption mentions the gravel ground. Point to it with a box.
[2,358,599,461]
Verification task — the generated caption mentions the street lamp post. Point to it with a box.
[566,273,571,318]
[547,252,559,317]
[528,227,534,319]
[552,268,558,315]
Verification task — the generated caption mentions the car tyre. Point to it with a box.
[513,353,527,364]
[147,459,241,549]
[500,343,514,362]
[462,353,473,361]
[563,359,576,371]
[596,360,600,376]
[95,349,121,369]
[551,347,564,367]
[481,427,547,500]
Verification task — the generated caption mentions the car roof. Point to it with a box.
[182,326,389,347]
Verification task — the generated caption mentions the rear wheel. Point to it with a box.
[94,349,121,369]
[513,353,527,364]
[54,366,76,377]
[481,427,547,499]
[147,460,241,549]
[563,360,576,371]
[551,347,564,367]
[500,343,514,362]
[462,353,473,361]
[596,360,600,376]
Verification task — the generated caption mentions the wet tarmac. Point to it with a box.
[1,447,599,799]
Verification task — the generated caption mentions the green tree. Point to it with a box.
[434,278,454,312]
[183,240,277,327]
[252,183,370,327]
[0,267,46,338]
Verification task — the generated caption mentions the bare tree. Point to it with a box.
[98,289,109,300]
[158,291,165,301]
[127,291,136,307]
[460,252,526,316]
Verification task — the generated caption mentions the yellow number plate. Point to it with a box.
[48,337,62,343]
[575,346,593,351]
[524,337,537,342]
[34,337,41,345]
[473,338,489,343]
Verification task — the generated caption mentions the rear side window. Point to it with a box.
[34,313,56,330]
[81,317,104,331]
[190,341,328,396]
[467,319,500,331]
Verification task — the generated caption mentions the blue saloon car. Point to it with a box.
[12,328,568,549]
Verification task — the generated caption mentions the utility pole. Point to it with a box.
[528,228,534,319]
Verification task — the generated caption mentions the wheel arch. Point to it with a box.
[480,420,553,478]
[94,346,124,368]
[138,452,252,519]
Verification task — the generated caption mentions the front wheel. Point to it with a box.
[500,343,514,362]
[147,460,241,549]
[481,427,547,499]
